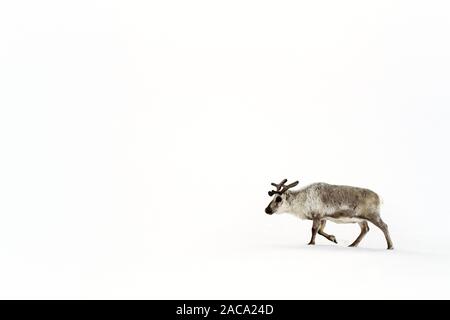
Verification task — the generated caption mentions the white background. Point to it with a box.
[1,1,450,299]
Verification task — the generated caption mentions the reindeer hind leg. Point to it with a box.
[349,221,369,247]
[368,217,394,250]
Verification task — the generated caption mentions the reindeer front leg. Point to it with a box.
[308,218,321,245]
[318,220,337,244]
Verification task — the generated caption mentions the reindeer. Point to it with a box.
[265,179,394,250]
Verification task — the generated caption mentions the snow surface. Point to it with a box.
[1,1,450,299]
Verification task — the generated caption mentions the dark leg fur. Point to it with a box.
[318,220,337,244]
[349,221,369,247]
[308,219,321,245]
[368,217,394,250]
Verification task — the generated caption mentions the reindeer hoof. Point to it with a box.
[387,246,394,250]
[329,236,337,244]
[308,242,315,246]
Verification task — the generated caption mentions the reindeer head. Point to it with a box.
[265,179,299,215]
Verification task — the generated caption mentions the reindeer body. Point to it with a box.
[265,180,394,250]
[285,183,380,222]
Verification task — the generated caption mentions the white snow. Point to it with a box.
[1,1,450,299]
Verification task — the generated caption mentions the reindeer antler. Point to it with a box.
[268,179,298,196]
[280,181,299,193]
[271,179,287,191]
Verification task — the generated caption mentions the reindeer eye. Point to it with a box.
[275,196,282,203]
